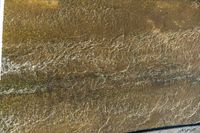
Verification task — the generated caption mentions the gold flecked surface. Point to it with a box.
[1,0,200,132]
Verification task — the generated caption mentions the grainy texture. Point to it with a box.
[1,0,200,133]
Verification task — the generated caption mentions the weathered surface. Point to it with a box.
[1,0,200,132]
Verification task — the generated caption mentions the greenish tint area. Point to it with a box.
[0,73,42,92]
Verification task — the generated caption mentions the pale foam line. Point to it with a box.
[0,0,5,80]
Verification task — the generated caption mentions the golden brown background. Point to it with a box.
[1,0,200,132]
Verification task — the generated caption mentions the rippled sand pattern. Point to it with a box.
[1,0,200,132]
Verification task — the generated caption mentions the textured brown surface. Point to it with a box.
[1,0,200,132]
